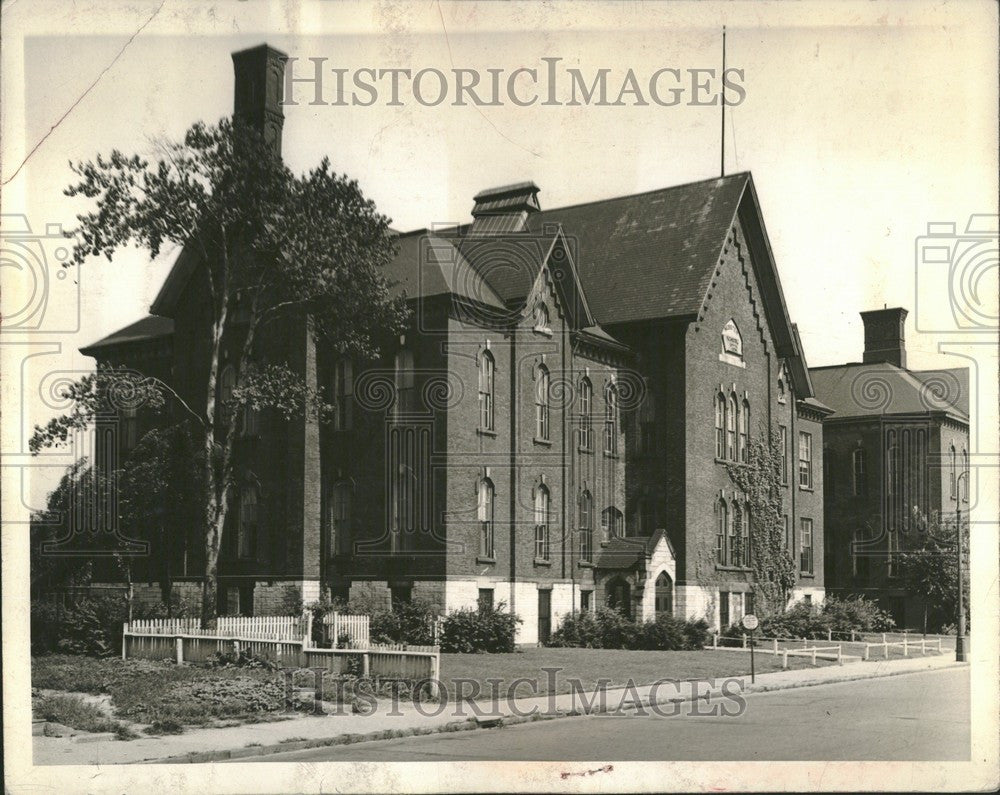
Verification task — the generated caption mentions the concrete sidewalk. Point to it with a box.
[32,652,962,765]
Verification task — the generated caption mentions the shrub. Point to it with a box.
[550,608,709,651]
[721,595,896,641]
[822,595,896,634]
[370,599,437,646]
[439,602,521,653]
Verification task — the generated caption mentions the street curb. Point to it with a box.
[142,658,967,764]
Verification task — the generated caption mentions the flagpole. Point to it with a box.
[721,25,726,177]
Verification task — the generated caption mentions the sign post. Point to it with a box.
[742,614,759,683]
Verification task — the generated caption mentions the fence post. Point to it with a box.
[773,638,778,654]
[937,638,942,653]
[782,650,788,669]
[902,635,908,657]
[713,633,718,649]
[811,648,817,666]
[429,650,441,698]
[362,652,370,677]
[837,645,842,666]
[882,632,886,644]
[863,644,870,661]
[305,611,313,649]
[851,629,856,642]
[742,633,747,649]
[920,638,926,655]
[176,636,184,666]
[883,642,889,659]
[827,629,832,642]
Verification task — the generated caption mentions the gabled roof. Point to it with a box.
[80,315,174,357]
[383,232,505,309]
[809,362,969,423]
[595,529,676,571]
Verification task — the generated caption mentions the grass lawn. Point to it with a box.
[440,648,830,700]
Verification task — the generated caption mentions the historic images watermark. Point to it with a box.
[280,668,749,720]
[283,57,746,108]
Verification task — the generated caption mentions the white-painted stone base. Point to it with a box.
[789,586,826,606]
[675,584,718,626]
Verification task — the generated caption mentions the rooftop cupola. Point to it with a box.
[860,306,909,369]
[470,182,541,234]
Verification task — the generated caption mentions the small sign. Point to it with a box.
[742,614,759,631]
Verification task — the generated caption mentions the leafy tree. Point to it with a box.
[896,509,970,634]
[31,117,408,626]
[726,429,798,616]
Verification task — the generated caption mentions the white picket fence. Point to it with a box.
[321,612,370,648]
[121,613,440,691]
[128,616,308,640]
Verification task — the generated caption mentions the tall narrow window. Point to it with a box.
[602,506,623,540]
[741,504,751,567]
[949,444,956,499]
[779,425,788,484]
[739,399,749,463]
[823,447,834,496]
[392,465,417,552]
[886,439,897,496]
[715,393,726,459]
[578,377,592,450]
[238,485,258,559]
[729,501,740,566]
[783,513,790,552]
[478,351,495,431]
[799,518,814,574]
[534,485,550,560]
[604,384,619,455]
[853,448,867,497]
[478,478,495,558]
[716,500,728,565]
[727,395,737,460]
[536,365,550,441]
[579,490,593,562]
[962,448,969,502]
[798,431,813,489]
[332,358,353,430]
[639,380,655,453]
[327,482,352,557]
[394,349,415,414]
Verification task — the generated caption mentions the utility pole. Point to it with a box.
[954,471,968,662]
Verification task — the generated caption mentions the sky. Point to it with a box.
[2,0,997,510]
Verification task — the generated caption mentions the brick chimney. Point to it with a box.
[232,44,288,157]
[860,307,909,369]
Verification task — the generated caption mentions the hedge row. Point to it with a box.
[549,608,711,651]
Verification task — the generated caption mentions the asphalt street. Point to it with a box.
[246,666,969,762]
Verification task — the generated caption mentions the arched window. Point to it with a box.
[604,383,619,455]
[729,501,741,566]
[578,377,593,450]
[777,378,786,404]
[636,497,655,536]
[219,364,236,426]
[739,398,749,463]
[238,485,258,559]
[655,571,673,615]
[534,484,550,560]
[535,365,550,441]
[392,464,417,552]
[579,490,593,562]
[715,393,726,459]
[853,447,867,496]
[949,444,957,499]
[727,394,737,460]
[601,506,623,540]
[962,448,969,502]
[326,482,352,557]
[716,500,728,565]
[478,350,495,431]
[394,349,415,414]
[478,478,495,558]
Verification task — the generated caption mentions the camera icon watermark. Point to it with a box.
[914,215,998,333]
[0,213,81,334]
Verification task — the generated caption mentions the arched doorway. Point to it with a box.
[606,577,632,618]
[654,571,673,616]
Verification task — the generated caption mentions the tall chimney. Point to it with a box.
[232,44,288,157]
[860,307,909,369]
